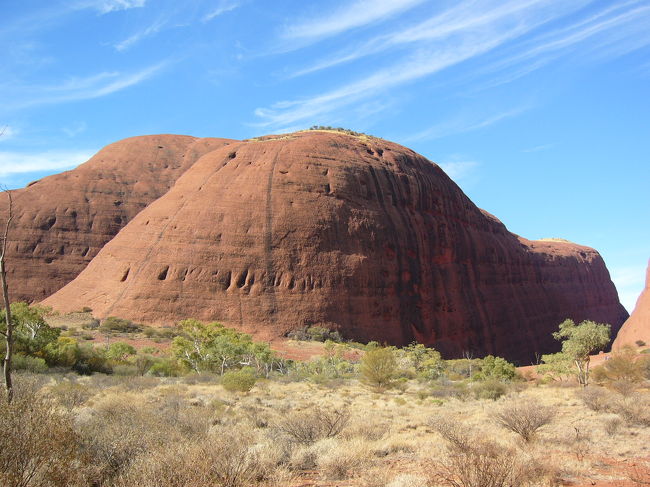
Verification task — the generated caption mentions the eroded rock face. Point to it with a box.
[2,134,235,301]
[612,260,650,349]
[42,131,628,362]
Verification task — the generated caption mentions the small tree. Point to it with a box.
[552,319,611,387]
[360,346,397,391]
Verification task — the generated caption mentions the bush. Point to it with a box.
[473,355,517,382]
[0,379,86,486]
[430,418,549,487]
[578,387,613,412]
[360,347,397,391]
[221,367,257,393]
[275,407,350,445]
[492,400,556,442]
[472,379,507,400]
[100,316,142,334]
[12,353,48,373]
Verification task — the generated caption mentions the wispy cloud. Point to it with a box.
[202,1,240,23]
[405,107,529,142]
[291,0,588,77]
[114,18,166,51]
[89,0,147,14]
[477,1,650,84]
[3,63,167,110]
[522,144,554,153]
[282,0,426,42]
[256,0,586,128]
[62,122,88,138]
[0,150,94,176]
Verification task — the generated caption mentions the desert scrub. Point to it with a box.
[0,378,87,487]
[430,417,552,487]
[222,367,257,393]
[115,426,284,487]
[492,400,556,442]
[275,406,350,445]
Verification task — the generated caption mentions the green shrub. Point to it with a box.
[100,316,142,334]
[472,379,507,400]
[147,358,181,377]
[360,347,397,391]
[221,367,257,393]
[12,353,48,373]
[473,355,517,382]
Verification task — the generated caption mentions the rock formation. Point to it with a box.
[612,260,650,349]
[1,134,235,301]
[41,131,628,363]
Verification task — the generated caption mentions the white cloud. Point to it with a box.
[4,63,167,110]
[405,107,529,142]
[202,1,240,22]
[522,144,554,153]
[0,150,94,176]
[93,0,147,14]
[283,0,426,42]
[257,0,583,129]
[291,0,589,77]
[62,122,88,138]
[114,18,166,51]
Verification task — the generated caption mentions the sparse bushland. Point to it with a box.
[429,418,555,487]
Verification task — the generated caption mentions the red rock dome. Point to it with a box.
[41,131,628,362]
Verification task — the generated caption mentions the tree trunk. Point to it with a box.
[1,189,14,403]
[1,258,13,403]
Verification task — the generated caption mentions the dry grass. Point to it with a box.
[2,373,648,486]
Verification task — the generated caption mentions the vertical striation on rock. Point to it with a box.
[1,134,235,301]
[42,131,628,363]
[612,260,650,349]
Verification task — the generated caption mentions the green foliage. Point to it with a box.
[221,367,257,393]
[44,337,81,367]
[106,342,137,362]
[360,346,397,391]
[147,357,182,377]
[171,319,279,376]
[472,355,517,382]
[538,352,573,382]
[12,353,48,373]
[0,302,60,358]
[99,316,142,334]
[472,379,508,400]
[287,325,343,342]
[552,319,611,386]
[397,342,445,380]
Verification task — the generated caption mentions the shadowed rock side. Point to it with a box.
[612,260,650,349]
[43,131,628,363]
[1,134,235,301]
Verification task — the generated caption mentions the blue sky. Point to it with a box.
[1,0,648,312]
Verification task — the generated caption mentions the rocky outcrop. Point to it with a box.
[612,260,650,349]
[42,131,628,363]
[2,134,235,301]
